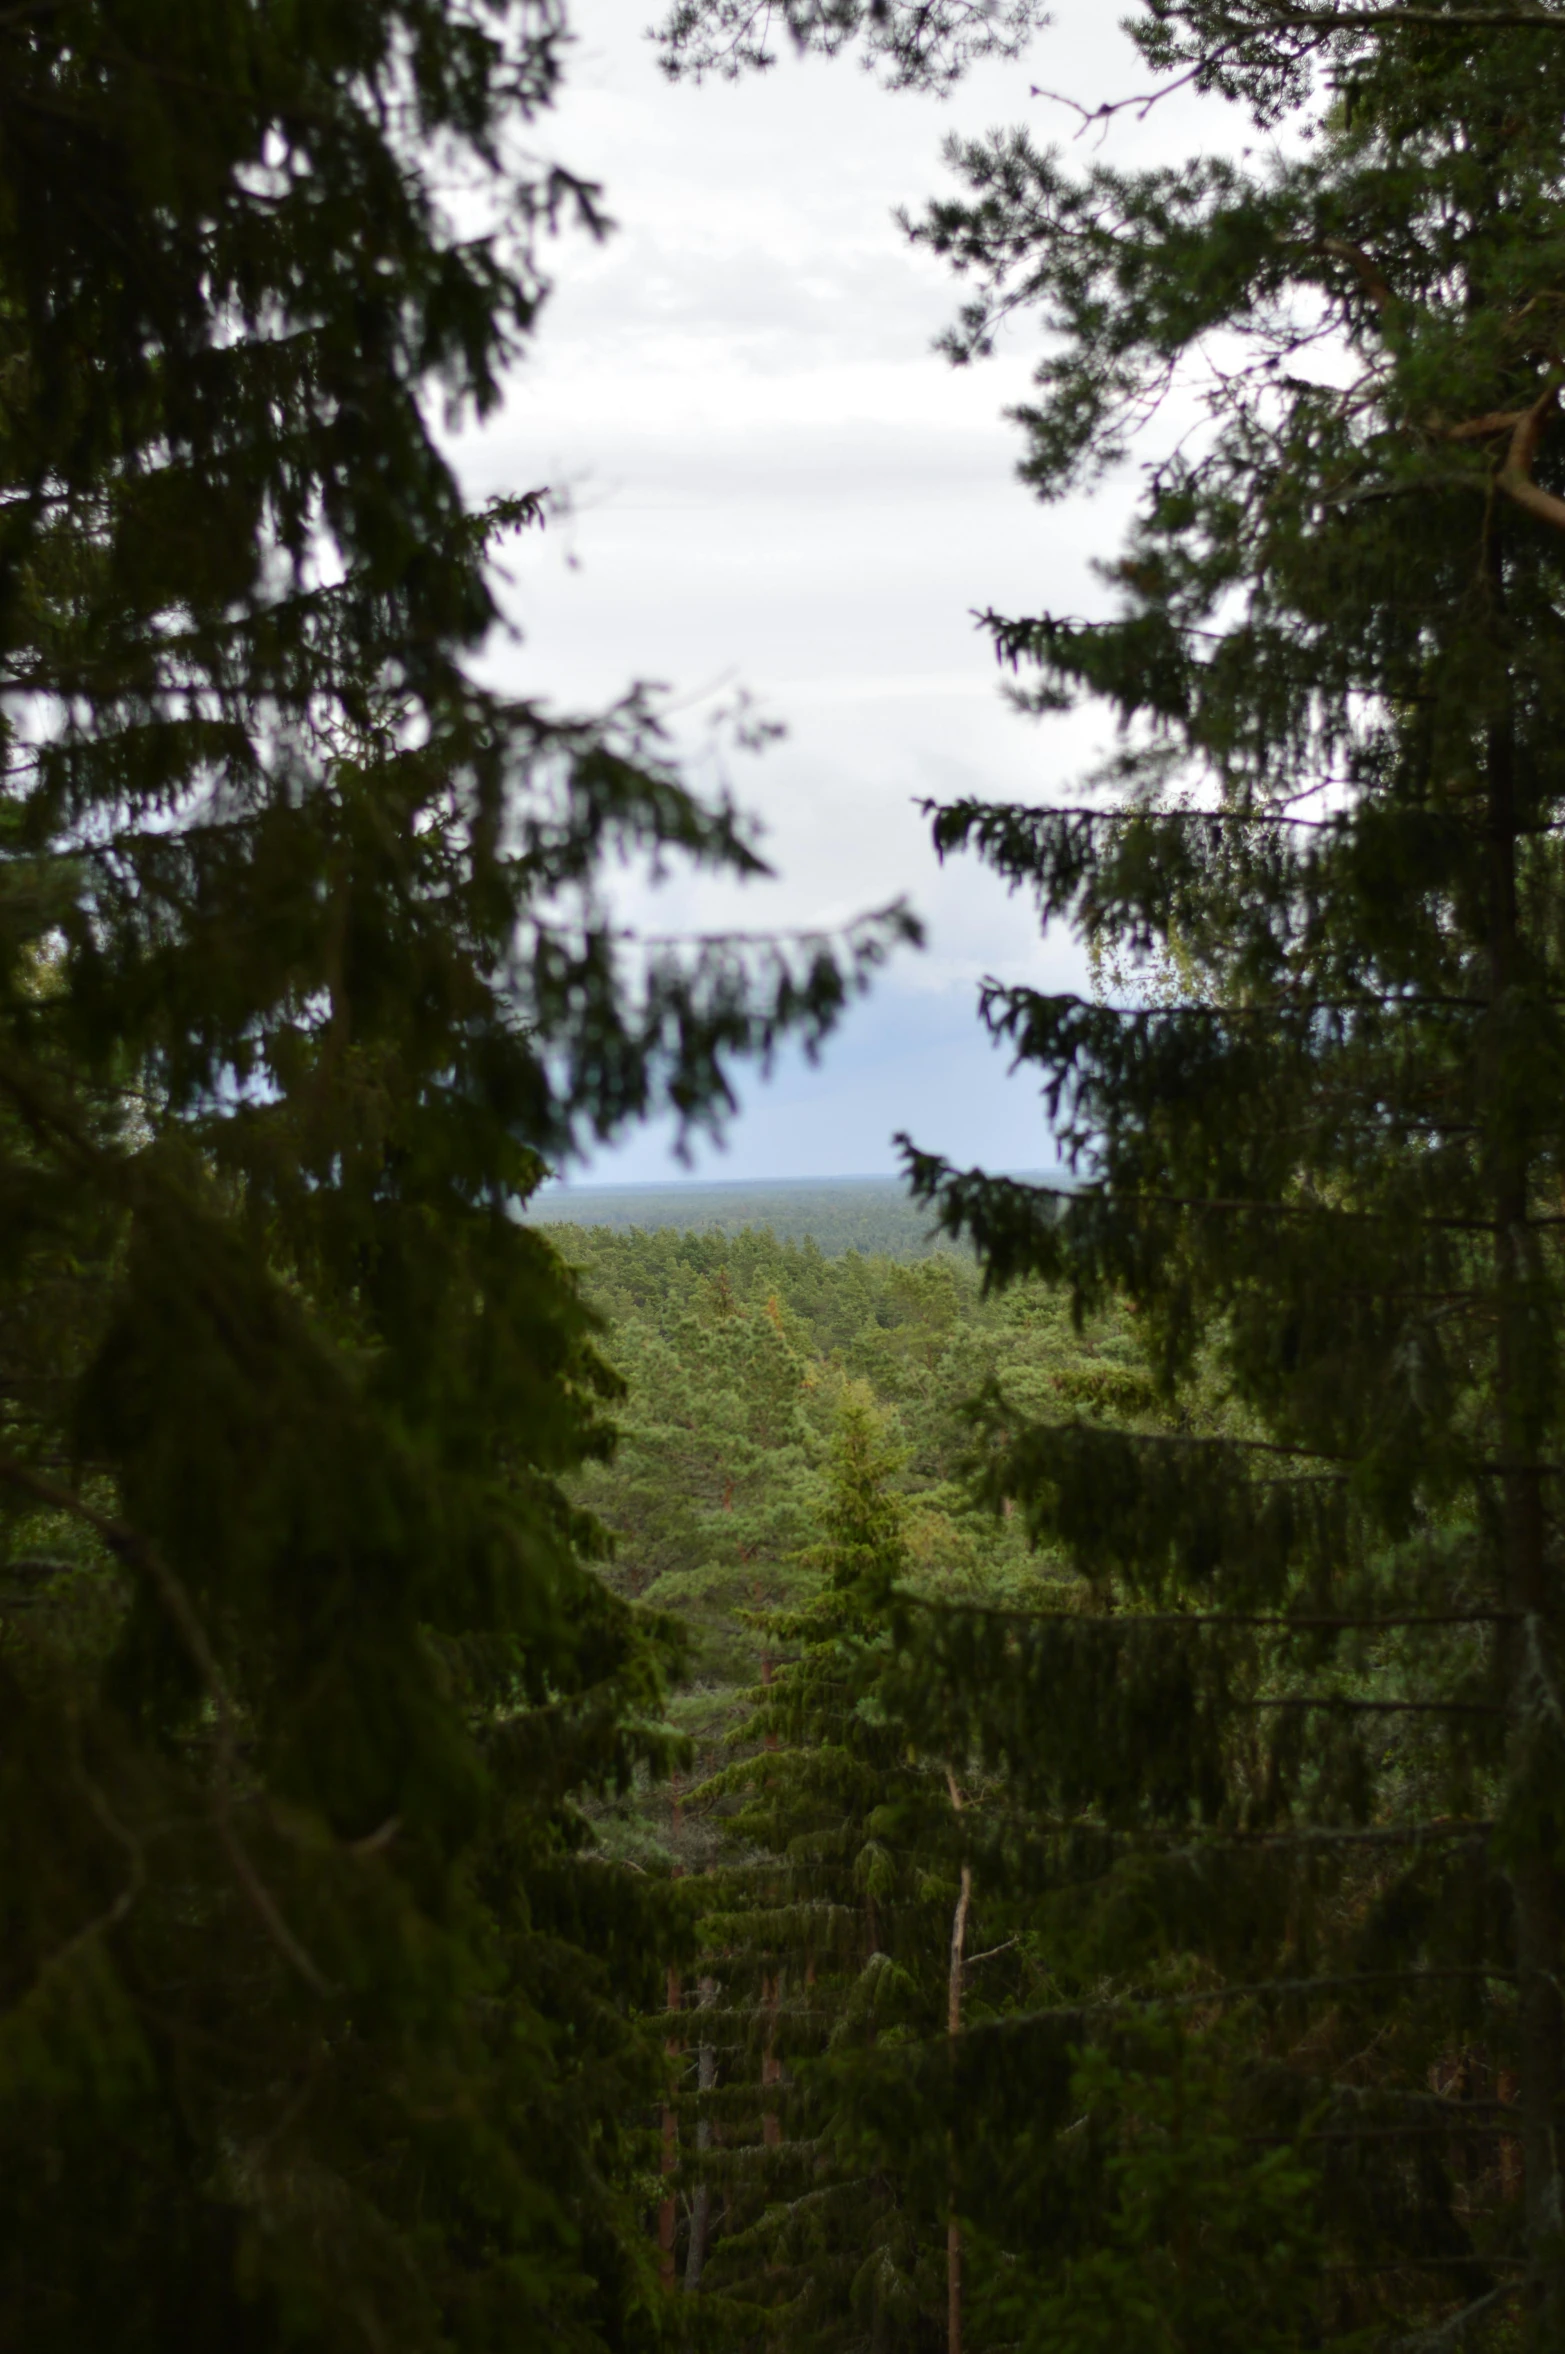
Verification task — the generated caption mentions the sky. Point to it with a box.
[456,0,1243,1183]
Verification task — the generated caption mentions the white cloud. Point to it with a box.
[456,0,1246,1176]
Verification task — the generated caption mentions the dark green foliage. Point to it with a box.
[0,5,915,2346]
[556,1218,1136,1646]
[971,2027,1323,2354]
[885,2,1565,2340]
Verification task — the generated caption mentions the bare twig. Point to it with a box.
[1028,63,1211,130]
[965,1939,1019,1969]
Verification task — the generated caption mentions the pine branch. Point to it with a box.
[1263,5,1565,25]
[1028,7,1565,138]
[1496,372,1565,535]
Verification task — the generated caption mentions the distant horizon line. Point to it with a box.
[534,1168,1061,1196]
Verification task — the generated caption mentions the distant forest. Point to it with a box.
[533,1178,985,1260]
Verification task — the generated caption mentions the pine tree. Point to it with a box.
[0,4,913,2344]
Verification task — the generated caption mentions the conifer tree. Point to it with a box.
[0,4,913,2345]
[881,5,1565,2342]
[682,1387,973,2351]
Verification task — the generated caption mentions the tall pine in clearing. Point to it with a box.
[0,4,913,2347]
[883,3,1565,2343]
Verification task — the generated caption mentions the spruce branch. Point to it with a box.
[974,1967,1519,2031]
[1390,2285,1514,2352]
[1240,1695,1503,1713]
[1253,4,1565,23]
[910,1599,1521,1627]
[29,1712,150,1990]
[0,1448,334,1996]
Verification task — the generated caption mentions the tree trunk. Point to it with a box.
[663,1773,686,2291]
[661,1959,681,2291]
[762,1969,782,2149]
[1486,620,1565,2336]
[684,1976,717,2293]
[946,1770,972,2354]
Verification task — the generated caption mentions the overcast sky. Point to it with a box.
[457,1,1241,1183]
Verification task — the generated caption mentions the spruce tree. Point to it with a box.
[883,4,1565,2342]
[0,4,913,2345]
[678,1388,973,2352]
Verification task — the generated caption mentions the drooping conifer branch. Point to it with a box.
[0,1446,333,1993]
[911,1598,1522,1626]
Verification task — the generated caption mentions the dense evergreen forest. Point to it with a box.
[533,1179,974,1261]
[8,0,1565,2350]
[556,1218,1524,2349]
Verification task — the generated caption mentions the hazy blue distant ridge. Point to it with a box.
[530,1173,1058,1261]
